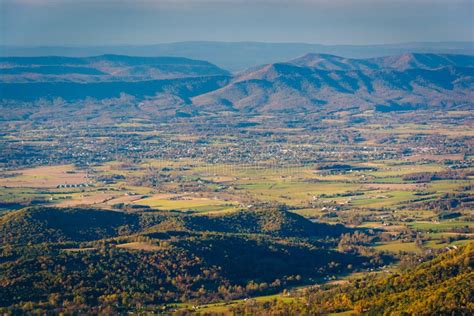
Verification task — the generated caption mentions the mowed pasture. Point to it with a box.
[133,194,240,213]
[0,187,46,203]
[374,242,422,253]
[54,191,119,207]
[408,221,474,232]
[0,165,90,188]
[237,180,359,205]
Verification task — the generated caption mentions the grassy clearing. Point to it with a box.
[116,242,164,251]
[350,190,417,208]
[408,221,474,232]
[0,187,47,202]
[237,180,358,206]
[365,163,444,178]
[374,242,421,253]
[175,292,296,314]
[134,195,239,212]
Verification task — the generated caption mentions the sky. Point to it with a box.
[1,0,473,46]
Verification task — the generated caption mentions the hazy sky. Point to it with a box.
[1,0,473,46]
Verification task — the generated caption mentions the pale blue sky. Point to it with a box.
[1,0,473,46]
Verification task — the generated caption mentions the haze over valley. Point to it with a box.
[0,0,473,314]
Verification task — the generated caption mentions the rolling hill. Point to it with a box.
[0,207,146,244]
[150,208,349,238]
[0,206,372,313]
[0,206,348,245]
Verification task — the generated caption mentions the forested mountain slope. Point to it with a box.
[234,243,474,315]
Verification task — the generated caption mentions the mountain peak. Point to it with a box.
[370,52,474,70]
[289,53,377,70]
[235,62,301,82]
[290,52,474,71]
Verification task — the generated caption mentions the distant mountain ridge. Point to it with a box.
[0,75,230,102]
[2,41,473,71]
[193,53,474,113]
[1,52,473,115]
[289,52,474,71]
[0,54,229,83]
[0,54,231,104]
